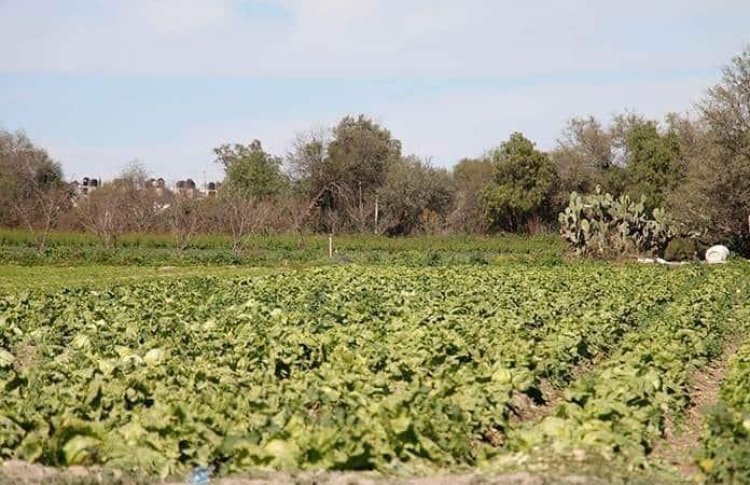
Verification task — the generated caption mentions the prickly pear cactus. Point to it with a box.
[559,186,674,257]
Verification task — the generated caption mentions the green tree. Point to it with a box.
[624,121,682,208]
[214,140,288,198]
[326,115,401,193]
[288,115,402,232]
[378,156,453,235]
[446,158,493,233]
[482,132,558,232]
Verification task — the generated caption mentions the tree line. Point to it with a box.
[1,47,749,254]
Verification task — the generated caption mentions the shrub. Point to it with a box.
[664,237,698,261]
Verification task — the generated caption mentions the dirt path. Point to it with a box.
[0,461,605,485]
[650,339,743,480]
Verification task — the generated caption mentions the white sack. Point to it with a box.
[705,245,730,264]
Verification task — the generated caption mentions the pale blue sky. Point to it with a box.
[1,0,749,184]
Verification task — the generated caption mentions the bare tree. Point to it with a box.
[76,184,130,249]
[669,47,750,251]
[13,173,72,250]
[277,195,311,234]
[115,161,165,234]
[217,194,257,253]
[445,158,492,234]
[166,192,205,251]
[1,129,69,240]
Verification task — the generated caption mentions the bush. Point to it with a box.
[664,237,698,261]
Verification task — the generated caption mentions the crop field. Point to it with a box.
[2,259,750,483]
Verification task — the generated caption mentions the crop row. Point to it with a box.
[0,264,735,478]
[504,264,750,470]
[697,321,750,484]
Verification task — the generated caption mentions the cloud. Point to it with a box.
[0,0,747,180]
[1,0,747,76]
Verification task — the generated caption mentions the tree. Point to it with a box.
[702,47,750,159]
[114,161,166,234]
[290,115,402,232]
[669,47,750,252]
[12,170,71,250]
[551,113,687,208]
[326,115,401,195]
[0,130,73,248]
[166,192,205,251]
[446,158,493,233]
[217,195,256,253]
[551,117,613,198]
[623,120,682,208]
[378,157,453,235]
[0,130,67,227]
[75,183,130,249]
[214,193,282,252]
[482,132,558,232]
[214,140,288,198]
[287,129,328,192]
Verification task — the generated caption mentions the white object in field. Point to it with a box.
[639,257,688,266]
[705,245,729,264]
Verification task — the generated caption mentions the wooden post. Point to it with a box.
[359,180,365,224]
[374,195,379,234]
[328,234,333,258]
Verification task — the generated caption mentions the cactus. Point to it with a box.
[559,186,675,257]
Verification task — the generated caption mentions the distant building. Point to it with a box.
[73,176,100,196]
[206,181,221,197]
[175,178,198,198]
[146,177,167,196]
[72,174,223,199]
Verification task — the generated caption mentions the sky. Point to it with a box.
[1,0,749,185]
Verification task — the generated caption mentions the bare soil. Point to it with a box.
[0,461,605,485]
[650,339,743,480]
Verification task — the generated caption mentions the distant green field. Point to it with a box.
[0,265,277,294]
[0,229,564,267]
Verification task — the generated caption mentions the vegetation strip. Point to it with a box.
[696,321,750,484]
[0,265,710,478]
[650,338,743,478]
[503,265,750,469]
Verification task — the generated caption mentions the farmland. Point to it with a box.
[1,246,750,483]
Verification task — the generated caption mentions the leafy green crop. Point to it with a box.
[0,263,747,479]
[506,265,749,466]
[697,315,750,484]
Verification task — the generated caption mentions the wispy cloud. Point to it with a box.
[2,0,748,76]
[0,0,748,179]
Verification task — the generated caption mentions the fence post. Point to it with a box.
[328,233,333,258]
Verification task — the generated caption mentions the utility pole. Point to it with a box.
[358,180,363,221]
